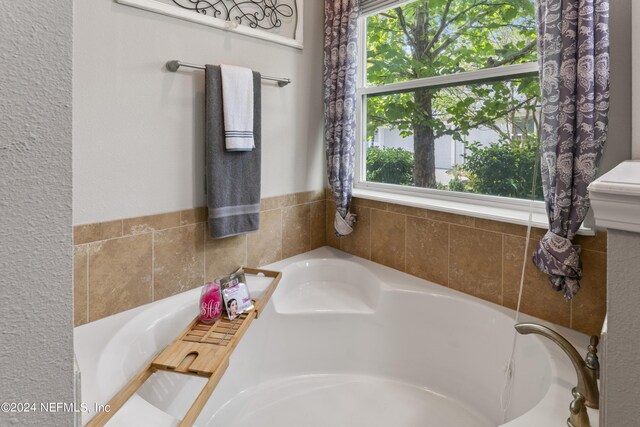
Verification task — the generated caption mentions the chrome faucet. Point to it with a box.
[515,322,600,427]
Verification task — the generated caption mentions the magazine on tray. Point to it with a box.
[218,267,254,320]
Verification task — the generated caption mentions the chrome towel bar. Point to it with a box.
[165,60,291,87]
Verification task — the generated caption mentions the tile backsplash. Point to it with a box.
[73,190,325,325]
[74,189,606,337]
[325,194,607,337]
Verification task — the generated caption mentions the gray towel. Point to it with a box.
[205,65,261,239]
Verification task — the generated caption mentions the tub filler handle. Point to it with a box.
[515,322,599,427]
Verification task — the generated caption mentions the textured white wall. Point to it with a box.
[0,1,74,425]
[595,3,636,424]
[604,229,640,426]
[632,0,640,160]
[73,0,325,225]
[601,0,632,172]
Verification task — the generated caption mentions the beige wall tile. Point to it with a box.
[76,192,606,334]
[571,249,607,336]
[370,210,405,271]
[531,227,548,240]
[532,228,607,253]
[574,231,607,253]
[283,190,321,206]
[449,225,502,305]
[282,204,311,258]
[310,189,326,203]
[153,223,205,300]
[340,204,371,260]
[123,212,180,235]
[352,197,389,211]
[247,209,283,267]
[502,235,571,328]
[260,195,285,211]
[88,234,153,321]
[74,220,122,245]
[260,194,308,211]
[406,217,449,286]
[310,201,326,250]
[180,207,207,225]
[282,193,301,207]
[387,203,429,219]
[74,245,88,326]
[475,218,527,237]
[325,200,340,249]
[428,210,475,227]
[205,234,247,282]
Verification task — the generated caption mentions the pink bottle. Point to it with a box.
[199,281,223,324]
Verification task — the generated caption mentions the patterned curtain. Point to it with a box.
[533,0,610,300]
[324,0,359,236]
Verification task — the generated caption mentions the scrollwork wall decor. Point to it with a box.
[171,0,298,38]
[116,0,303,49]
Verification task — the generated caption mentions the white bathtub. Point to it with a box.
[75,247,599,426]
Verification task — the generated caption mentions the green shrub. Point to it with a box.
[462,138,543,200]
[366,140,543,201]
[366,147,414,186]
[447,173,468,193]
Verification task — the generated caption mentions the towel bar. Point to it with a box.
[166,60,291,87]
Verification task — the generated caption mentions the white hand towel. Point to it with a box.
[220,64,255,151]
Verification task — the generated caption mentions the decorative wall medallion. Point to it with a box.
[116,0,303,49]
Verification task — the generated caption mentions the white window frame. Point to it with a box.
[353,3,565,230]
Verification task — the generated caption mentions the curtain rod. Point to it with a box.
[165,60,291,87]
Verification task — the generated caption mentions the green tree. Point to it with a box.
[366,0,539,188]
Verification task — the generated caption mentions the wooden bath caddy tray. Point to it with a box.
[88,267,282,427]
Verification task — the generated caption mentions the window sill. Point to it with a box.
[351,186,596,236]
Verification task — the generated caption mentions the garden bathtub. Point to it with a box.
[75,247,598,426]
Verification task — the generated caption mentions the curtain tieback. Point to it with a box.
[334,210,356,237]
[532,231,583,300]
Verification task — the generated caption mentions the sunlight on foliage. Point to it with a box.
[364,0,540,191]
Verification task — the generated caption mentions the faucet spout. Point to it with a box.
[514,322,599,409]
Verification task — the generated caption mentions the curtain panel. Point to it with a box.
[324,0,359,236]
[533,0,610,300]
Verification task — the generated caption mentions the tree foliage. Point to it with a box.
[365,0,540,188]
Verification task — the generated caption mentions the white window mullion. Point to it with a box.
[354,17,368,186]
[358,62,538,96]
[359,0,415,17]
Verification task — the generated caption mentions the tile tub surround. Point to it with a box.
[325,193,607,337]
[74,188,605,336]
[73,190,326,325]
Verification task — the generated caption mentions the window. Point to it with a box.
[356,0,543,204]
